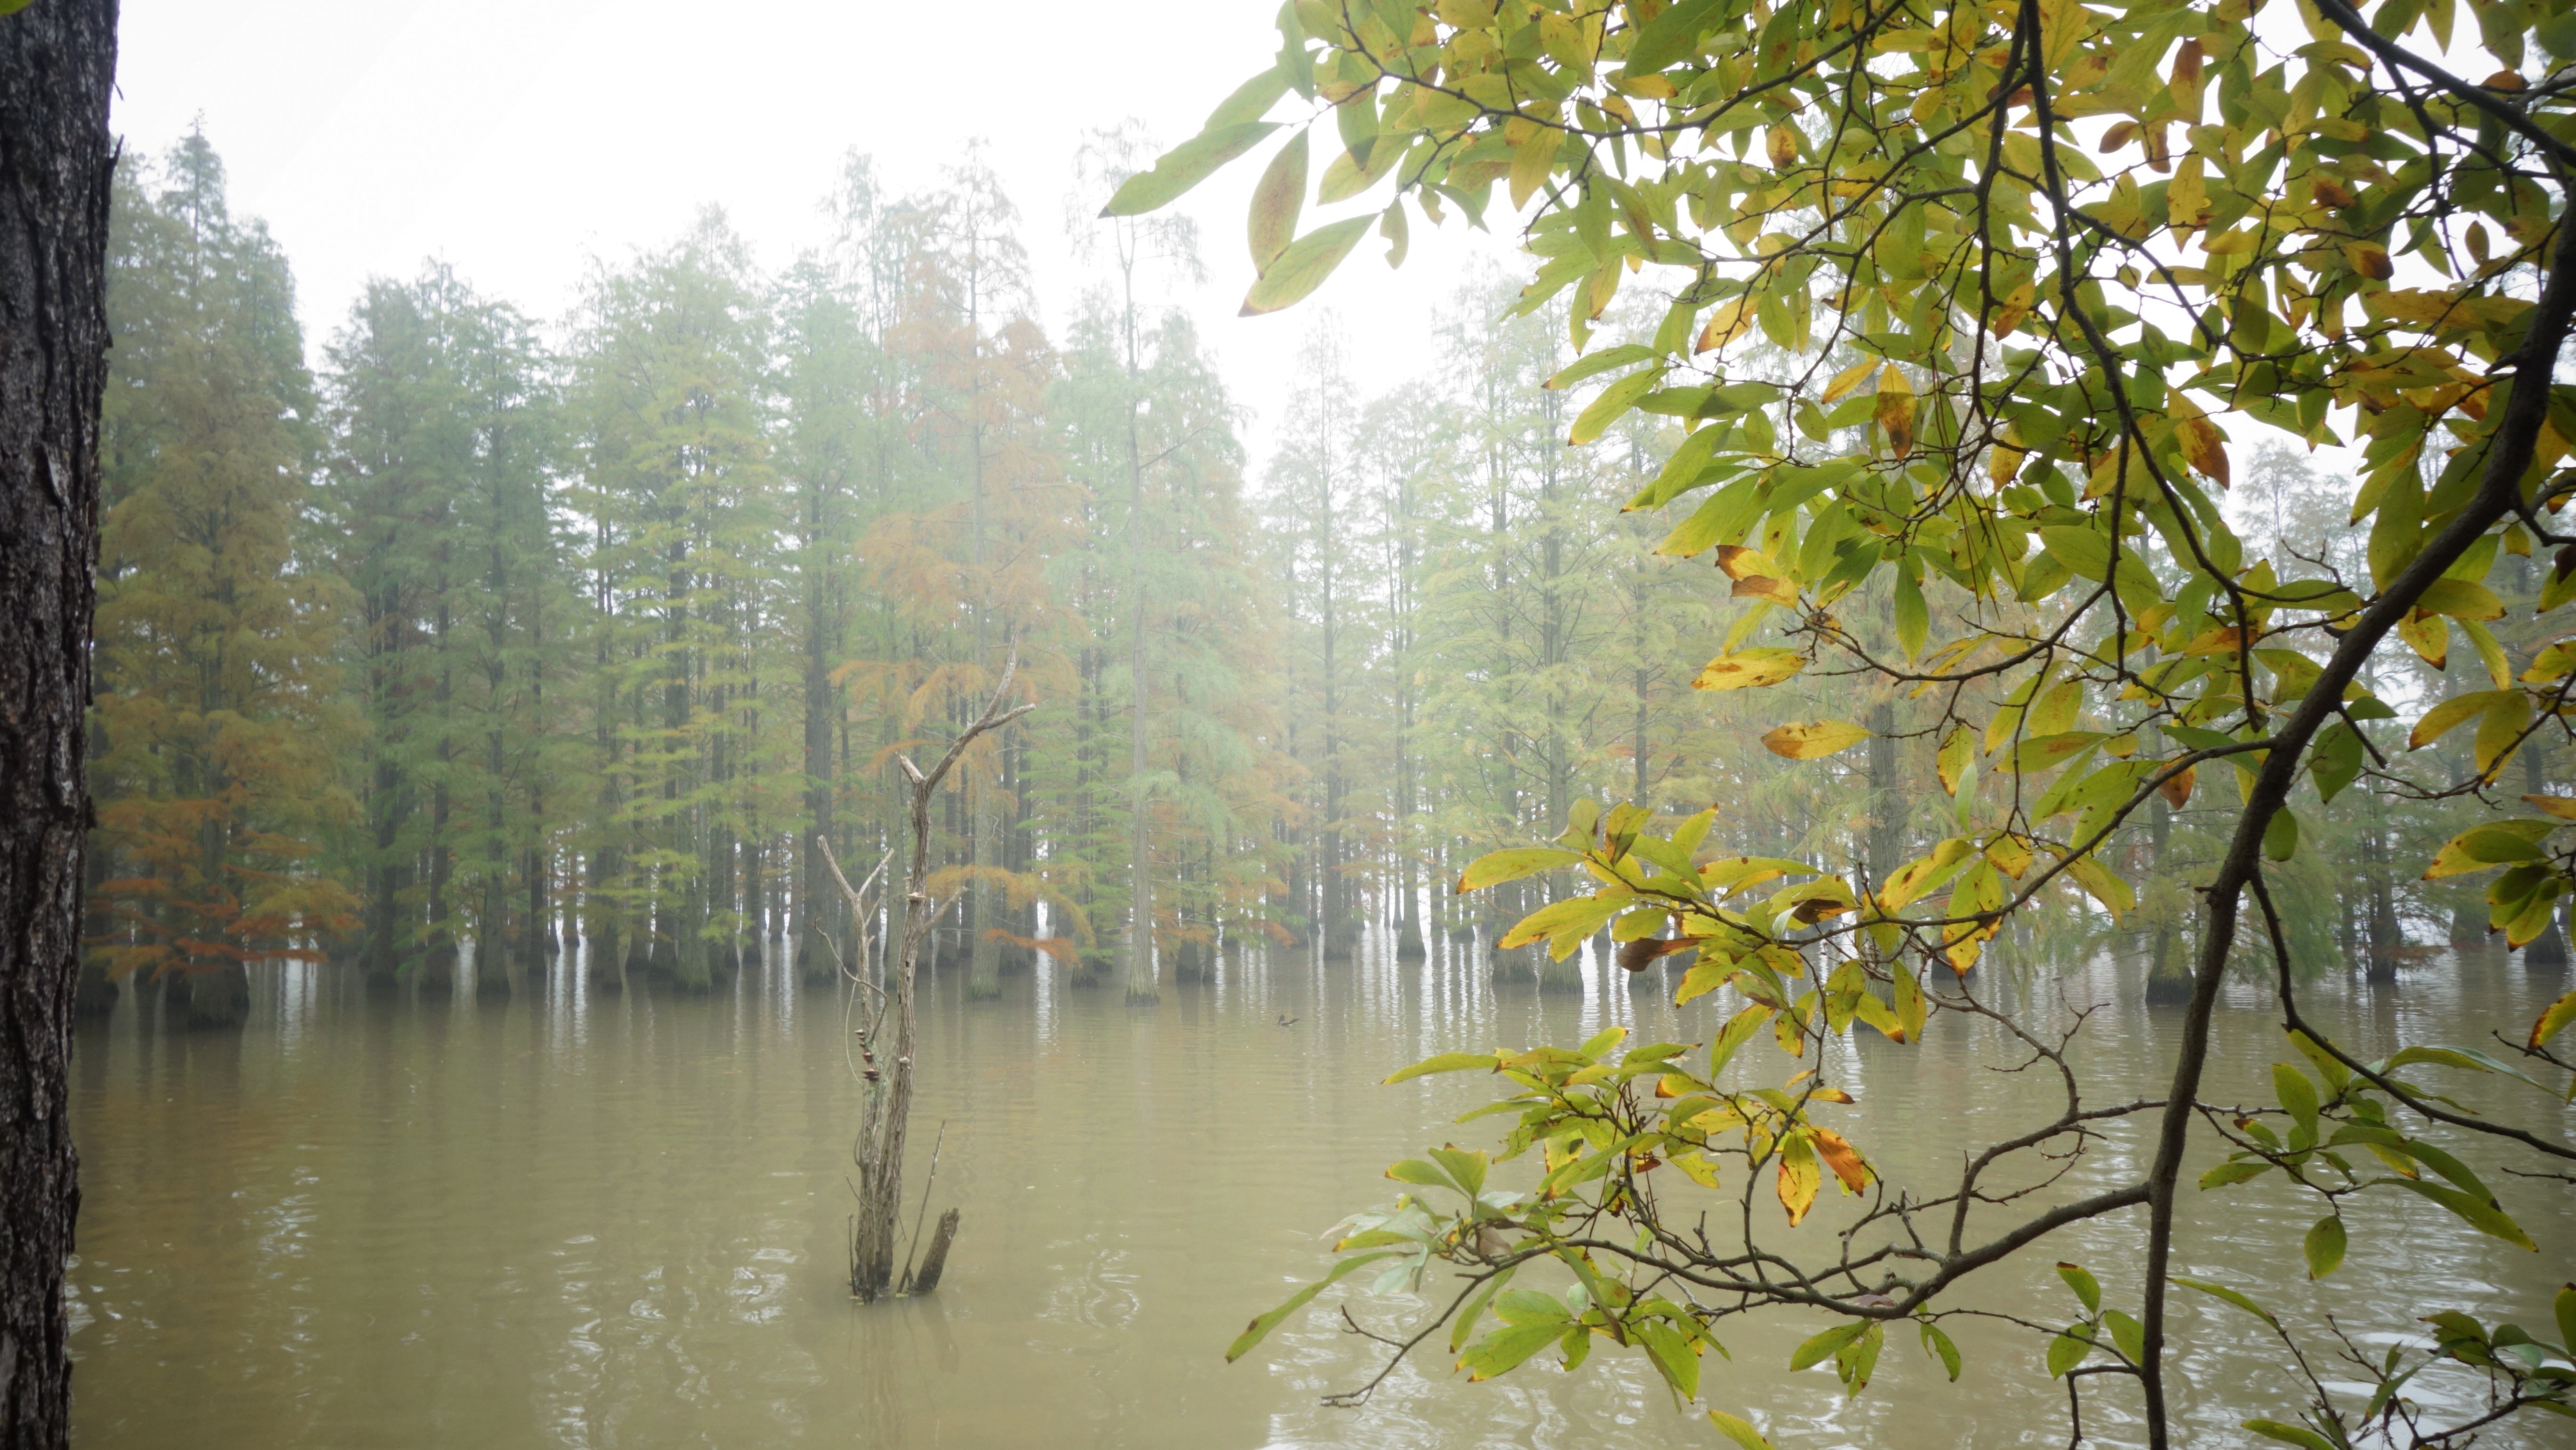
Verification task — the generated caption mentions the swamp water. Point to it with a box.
[66,936,2574,1448]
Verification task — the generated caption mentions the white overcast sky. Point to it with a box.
[110,0,1529,474]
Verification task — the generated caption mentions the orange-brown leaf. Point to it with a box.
[2159,765,2196,809]
[1809,1127,1872,1193]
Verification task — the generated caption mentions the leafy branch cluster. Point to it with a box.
[1119,0,2576,1443]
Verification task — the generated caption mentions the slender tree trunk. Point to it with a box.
[799,547,838,982]
[2143,794,2189,1004]
[0,3,115,1441]
[1121,284,1156,1005]
[2521,739,2568,970]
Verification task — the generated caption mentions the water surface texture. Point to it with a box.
[68,937,2574,1448]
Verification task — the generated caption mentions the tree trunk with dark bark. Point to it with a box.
[0,3,117,1444]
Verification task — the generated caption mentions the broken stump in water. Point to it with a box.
[903,1209,962,1297]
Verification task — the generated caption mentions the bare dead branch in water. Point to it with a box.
[842,648,1035,1302]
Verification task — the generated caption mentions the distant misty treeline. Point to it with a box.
[82,130,2531,1028]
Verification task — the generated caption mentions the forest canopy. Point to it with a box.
[84,128,1795,1025]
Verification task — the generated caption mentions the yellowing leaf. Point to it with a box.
[1776,1132,1822,1225]
[2531,990,2576,1050]
[1510,122,1562,210]
[1761,718,1872,760]
[2397,610,2449,669]
[1984,833,2033,878]
[2026,679,2082,736]
[2523,794,2576,822]
[2473,691,2532,776]
[1936,726,1972,795]
[1732,574,1798,605]
[2167,153,2209,227]
[1990,279,2035,338]
[1874,366,1916,459]
[1820,358,1875,404]
[1989,435,2027,484]
[1883,838,1973,910]
[1694,648,1804,692]
[2167,392,2230,487]
[2409,689,2519,750]
[2066,854,2134,922]
[1714,544,1789,581]
[1697,296,1753,352]
[1497,893,1626,950]
[1765,124,1800,169]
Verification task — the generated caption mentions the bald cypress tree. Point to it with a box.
[89,135,356,1025]
[319,263,565,997]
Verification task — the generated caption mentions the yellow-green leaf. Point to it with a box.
[1707,1409,1775,1450]
[2066,854,2135,922]
[1224,1250,1403,1361]
[1105,122,1281,217]
[1456,846,1583,894]
[2415,577,2505,621]
[2473,691,2532,776]
[2303,1215,2346,1279]
[1497,893,1626,951]
[1240,215,1376,316]
[1510,122,1562,209]
[1247,129,1309,268]
[1382,1051,1504,1084]
[1569,368,1660,445]
[1627,0,1725,72]
[2425,820,2554,878]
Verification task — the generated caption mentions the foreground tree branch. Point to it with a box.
[1123,1,2576,1444]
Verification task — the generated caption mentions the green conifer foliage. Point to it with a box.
[568,211,781,994]
[320,262,567,996]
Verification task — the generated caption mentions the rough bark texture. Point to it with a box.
[0,2,118,1444]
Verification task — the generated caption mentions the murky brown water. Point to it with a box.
[66,934,2575,1448]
